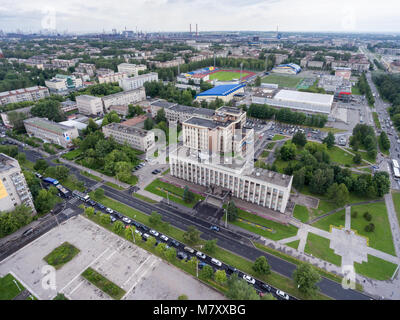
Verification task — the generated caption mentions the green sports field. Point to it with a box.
[209,71,250,81]
[261,74,303,88]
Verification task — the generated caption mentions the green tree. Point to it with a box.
[252,256,271,275]
[155,108,166,123]
[183,226,201,245]
[124,226,135,241]
[84,206,95,217]
[182,186,194,203]
[323,132,335,149]
[255,76,261,87]
[353,153,362,164]
[226,273,260,300]
[327,183,349,207]
[293,263,321,296]
[34,159,49,172]
[100,213,111,226]
[379,131,390,151]
[155,242,167,257]
[146,235,157,247]
[204,239,217,254]
[292,132,307,147]
[165,247,177,262]
[112,221,125,235]
[199,265,214,280]
[144,117,154,130]
[214,269,227,285]
[227,201,238,222]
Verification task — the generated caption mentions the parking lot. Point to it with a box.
[0,215,225,300]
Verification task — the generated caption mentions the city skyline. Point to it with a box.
[1,0,400,34]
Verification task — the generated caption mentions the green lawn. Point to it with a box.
[351,86,361,95]
[373,112,381,129]
[62,149,82,160]
[392,192,400,229]
[43,242,80,270]
[209,71,250,81]
[227,208,298,241]
[266,142,276,149]
[132,193,158,204]
[0,274,25,300]
[344,148,376,164]
[351,202,395,255]
[260,150,270,158]
[105,181,125,190]
[261,74,303,88]
[145,179,204,208]
[312,209,346,232]
[304,233,342,266]
[293,204,309,223]
[82,267,125,300]
[80,170,102,182]
[272,134,286,141]
[354,255,398,280]
[61,176,86,192]
[286,240,300,250]
[53,293,68,300]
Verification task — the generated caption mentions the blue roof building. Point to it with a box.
[195,84,246,102]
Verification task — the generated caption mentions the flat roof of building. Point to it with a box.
[24,117,75,134]
[120,115,148,127]
[216,106,243,115]
[169,104,215,117]
[196,84,246,97]
[184,117,220,129]
[0,153,16,172]
[103,122,150,137]
[150,100,177,109]
[273,89,334,107]
[75,94,102,101]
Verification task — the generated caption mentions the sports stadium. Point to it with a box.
[178,66,256,84]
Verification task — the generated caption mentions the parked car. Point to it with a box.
[198,262,208,269]
[243,274,256,285]
[177,251,188,260]
[276,290,290,300]
[97,203,105,210]
[150,229,159,237]
[135,229,142,236]
[196,251,206,259]
[111,216,116,223]
[210,225,220,232]
[184,246,195,254]
[106,208,113,214]
[160,234,169,242]
[22,228,33,237]
[142,233,150,240]
[261,283,272,292]
[226,265,238,274]
[170,239,180,247]
[122,217,132,224]
[211,258,222,267]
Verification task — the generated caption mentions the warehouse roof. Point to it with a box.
[273,90,334,107]
[196,84,245,97]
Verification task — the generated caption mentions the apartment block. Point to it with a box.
[102,122,155,152]
[0,86,50,106]
[102,87,146,112]
[117,63,147,76]
[23,117,79,148]
[0,153,36,214]
[76,95,104,116]
[98,72,127,84]
[119,72,158,91]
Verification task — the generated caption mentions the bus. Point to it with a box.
[42,177,59,185]
[56,184,71,198]
[394,167,400,179]
[72,190,90,202]
[392,159,399,169]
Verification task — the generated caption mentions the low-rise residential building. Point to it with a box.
[102,122,155,152]
[0,106,33,128]
[307,60,324,69]
[45,74,83,93]
[0,153,36,214]
[76,95,104,116]
[76,63,96,77]
[60,100,78,113]
[0,86,50,106]
[119,72,158,91]
[152,58,184,69]
[23,117,79,148]
[102,87,146,112]
[98,72,127,84]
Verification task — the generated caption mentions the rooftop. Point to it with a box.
[24,117,75,134]
[169,104,215,117]
[0,153,16,173]
[273,89,334,107]
[184,116,232,129]
[196,84,246,97]
[103,122,150,137]
[120,115,148,127]
[150,100,177,109]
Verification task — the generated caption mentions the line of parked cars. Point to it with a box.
[79,197,291,300]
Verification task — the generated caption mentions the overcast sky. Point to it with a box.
[1,0,399,34]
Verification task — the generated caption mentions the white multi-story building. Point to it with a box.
[169,106,292,214]
[0,86,50,106]
[165,104,215,124]
[119,72,158,91]
[98,72,127,84]
[0,153,36,214]
[76,95,104,116]
[101,87,146,112]
[102,122,155,152]
[24,117,79,148]
[117,63,147,76]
